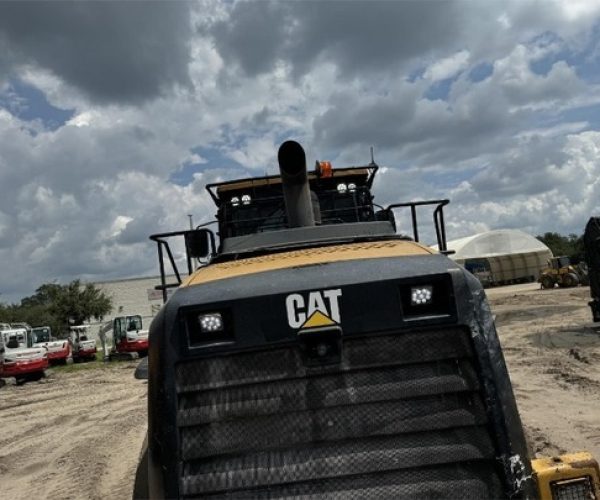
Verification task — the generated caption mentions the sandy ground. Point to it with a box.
[489,285,600,460]
[1,284,599,499]
[0,362,147,500]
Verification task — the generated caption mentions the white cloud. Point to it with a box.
[423,50,470,81]
[1,0,600,302]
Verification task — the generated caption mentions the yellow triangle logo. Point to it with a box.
[300,310,336,329]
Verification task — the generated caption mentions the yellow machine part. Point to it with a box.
[183,240,434,287]
[532,452,600,499]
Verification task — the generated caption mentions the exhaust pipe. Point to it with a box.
[278,140,315,228]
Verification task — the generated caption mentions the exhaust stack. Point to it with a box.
[278,140,315,228]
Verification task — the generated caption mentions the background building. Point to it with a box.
[444,229,553,287]
[86,275,175,341]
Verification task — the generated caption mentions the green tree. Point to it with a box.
[536,232,585,264]
[1,280,112,337]
[47,280,112,331]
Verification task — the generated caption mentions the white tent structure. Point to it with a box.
[443,229,553,286]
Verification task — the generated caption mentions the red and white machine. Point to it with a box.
[31,326,71,364]
[112,315,149,356]
[0,329,48,383]
[69,325,97,361]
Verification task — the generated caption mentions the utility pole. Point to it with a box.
[188,214,193,230]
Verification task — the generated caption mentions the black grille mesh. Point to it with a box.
[552,477,595,500]
[175,328,505,498]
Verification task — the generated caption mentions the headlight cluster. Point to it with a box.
[400,276,455,320]
[187,310,231,346]
[230,194,252,206]
[336,183,357,194]
[411,286,433,306]
[198,313,224,333]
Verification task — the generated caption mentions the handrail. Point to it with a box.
[386,199,450,252]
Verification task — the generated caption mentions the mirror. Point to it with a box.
[185,229,214,259]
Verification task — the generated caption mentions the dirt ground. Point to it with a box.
[488,284,600,460]
[0,362,147,500]
[1,284,599,499]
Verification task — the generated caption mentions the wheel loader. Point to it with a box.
[135,141,600,499]
[538,256,585,289]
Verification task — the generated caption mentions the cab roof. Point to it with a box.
[206,164,377,206]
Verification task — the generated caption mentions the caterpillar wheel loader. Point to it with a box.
[538,256,583,289]
[135,141,600,499]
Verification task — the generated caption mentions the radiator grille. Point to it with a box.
[175,328,505,498]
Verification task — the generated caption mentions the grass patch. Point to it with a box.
[50,351,110,373]
[49,351,140,374]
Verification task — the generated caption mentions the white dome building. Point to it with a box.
[443,229,553,286]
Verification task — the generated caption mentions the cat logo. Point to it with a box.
[285,289,342,330]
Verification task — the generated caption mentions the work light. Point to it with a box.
[198,313,224,333]
[411,286,433,306]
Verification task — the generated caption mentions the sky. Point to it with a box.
[2,0,600,303]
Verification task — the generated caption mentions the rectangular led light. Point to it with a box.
[411,286,433,306]
[198,313,224,333]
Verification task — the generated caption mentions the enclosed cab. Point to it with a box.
[31,326,71,364]
[0,330,48,383]
[140,142,599,499]
[112,315,149,356]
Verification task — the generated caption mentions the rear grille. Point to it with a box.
[552,477,595,500]
[175,328,505,498]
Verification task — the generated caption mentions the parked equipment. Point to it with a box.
[0,330,48,384]
[538,256,585,289]
[135,141,599,499]
[111,315,149,358]
[69,325,96,362]
[31,326,71,364]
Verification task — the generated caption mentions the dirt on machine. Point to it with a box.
[133,141,599,499]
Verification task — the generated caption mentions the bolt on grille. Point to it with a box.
[175,327,505,498]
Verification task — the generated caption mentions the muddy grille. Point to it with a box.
[175,328,505,498]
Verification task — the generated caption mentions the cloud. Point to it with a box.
[0,1,193,104]
[2,0,600,304]
[424,51,471,81]
[209,1,465,78]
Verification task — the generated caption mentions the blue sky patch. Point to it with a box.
[169,146,249,186]
[424,77,454,101]
[468,62,493,83]
[0,79,74,131]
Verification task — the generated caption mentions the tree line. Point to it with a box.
[0,280,112,338]
[536,232,586,264]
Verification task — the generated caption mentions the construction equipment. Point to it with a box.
[0,329,48,384]
[585,217,600,321]
[538,256,585,289]
[101,315,149,361]
[31,326,71,364]
[135,141,599,499]
[69,325,97,362]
